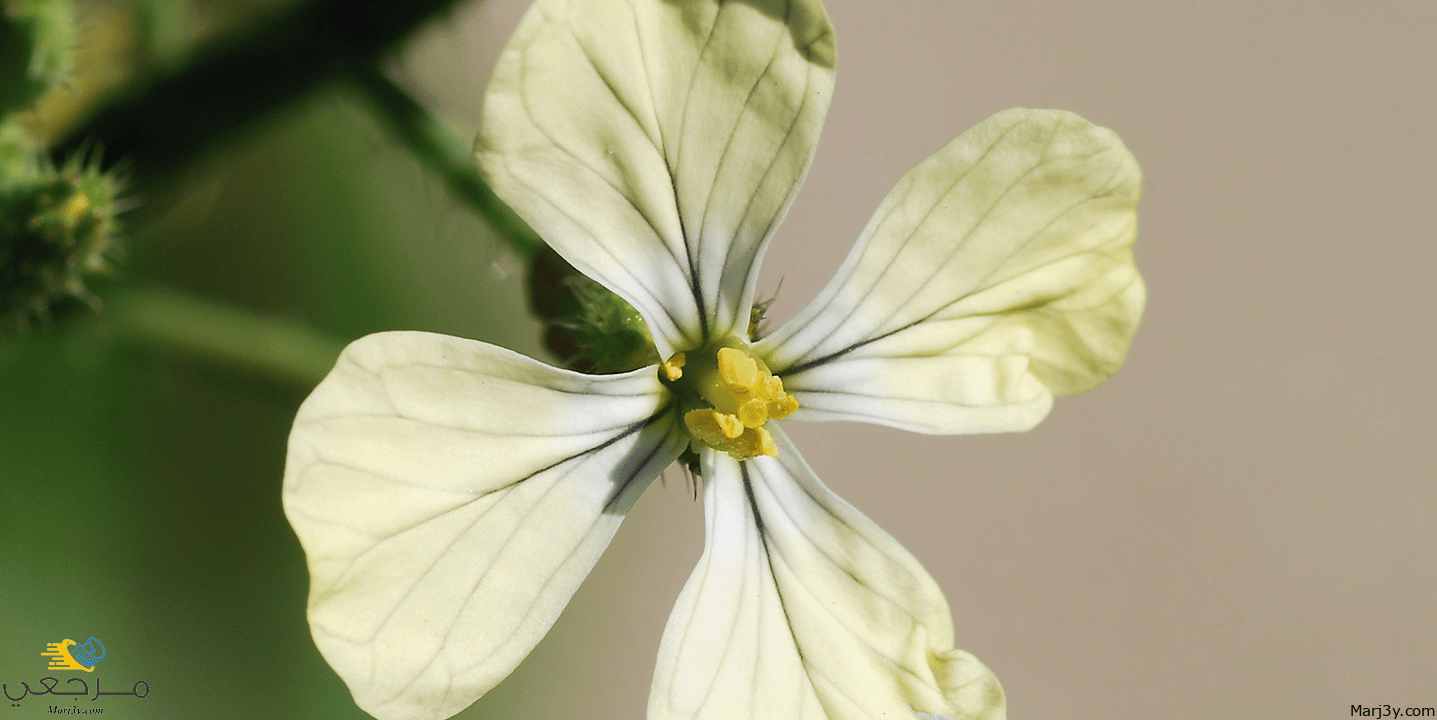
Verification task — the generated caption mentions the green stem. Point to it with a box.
[48,0,466,183]
[46,0,543,257]
[107,286,346,388]
[351,63,541,258]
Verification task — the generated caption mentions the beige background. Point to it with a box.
[405,1,1437,718]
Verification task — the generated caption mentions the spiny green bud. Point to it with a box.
[564,271,660,373]
[1,146,124,330]
[1,0,78,115]
[527,244,659,374]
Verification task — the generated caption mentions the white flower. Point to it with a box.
[282,0,1144,719]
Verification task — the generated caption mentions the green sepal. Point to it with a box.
[527,244,659,374]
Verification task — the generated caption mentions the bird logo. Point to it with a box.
[41,638,105,672]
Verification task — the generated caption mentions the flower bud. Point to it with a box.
[1,145,124,329]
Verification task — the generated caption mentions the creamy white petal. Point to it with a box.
[283,332,684,720]
[757,108,1144,434]
[477,0,835,356]
[649,427,1005,720]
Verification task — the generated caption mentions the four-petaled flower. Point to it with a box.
[282,0,1144,719]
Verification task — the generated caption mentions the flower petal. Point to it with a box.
[477,0,836,355]
[757,108,1144,434]
[649,427,1005,720]
[283,332,684,720]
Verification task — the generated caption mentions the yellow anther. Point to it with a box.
[736,398,768,428]
[661,353,687,381]
[685,408,744,441]
[684,409,776,460]
[760,375,784,399]
[678,343,798,460]
[741,426,778,459]
[716,347,758,394]
[767,394,799,420]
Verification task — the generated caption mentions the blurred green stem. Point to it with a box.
[352,63,540,258]
[46,0,541,257]
[108,286,346,388]
[49,0,463,175]
[36,0,545,376]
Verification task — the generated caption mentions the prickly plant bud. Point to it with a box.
[1,149,124,330]
[527,243,658,374]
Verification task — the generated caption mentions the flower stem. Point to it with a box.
[107,285,346,388]
[350,63,541,258]
[47,0,467,183]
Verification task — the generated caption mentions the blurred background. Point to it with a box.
[2,1,1434,719]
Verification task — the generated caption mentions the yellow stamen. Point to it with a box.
[736,398,767,428]
[685,409,745,441]
[717,347,758,394]
[679,343,798,460]
[684,410,777,460]
[661,352,686,381]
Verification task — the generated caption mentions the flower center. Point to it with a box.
[660,342,798,460]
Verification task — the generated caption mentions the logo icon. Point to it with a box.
[40,638,105,672]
